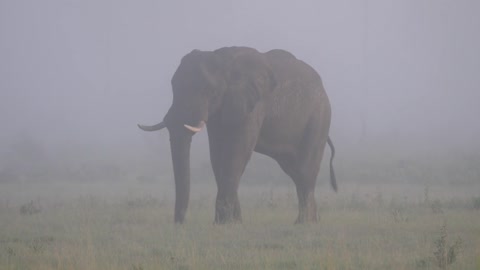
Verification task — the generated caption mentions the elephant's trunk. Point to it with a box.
[169,131,192,224]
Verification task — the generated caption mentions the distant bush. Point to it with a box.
[68,162,123,182]
[1,135,49,182]
[473,197,480,210]
[390,206,409,223]
[0,168,19,183]
[433,223,462,270]
[430,200,444,214]
[20,201,42,215]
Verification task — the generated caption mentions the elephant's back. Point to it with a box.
[265,49,326,112]
[262,49,329,139]
[265,50,321,81]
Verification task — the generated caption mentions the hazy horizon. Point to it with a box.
[1,0,479,157]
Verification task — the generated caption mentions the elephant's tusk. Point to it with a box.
[184,121,205,133]
[137,122,166,131]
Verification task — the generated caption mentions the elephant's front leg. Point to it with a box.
[215,178,242,223]
[214,131,256,224]
[208,117,262,224]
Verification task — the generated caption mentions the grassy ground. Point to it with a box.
[0,181,479,270]
[0,146,479,269]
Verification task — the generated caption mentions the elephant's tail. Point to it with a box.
[327,136,337,192]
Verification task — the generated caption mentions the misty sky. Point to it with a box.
[1,0,479,153]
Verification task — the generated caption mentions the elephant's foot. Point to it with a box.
[295,209,317,224]
[214,198,242,224]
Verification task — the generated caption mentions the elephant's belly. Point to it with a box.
[254,119,305,158]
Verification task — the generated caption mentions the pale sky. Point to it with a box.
[1,0,479,153]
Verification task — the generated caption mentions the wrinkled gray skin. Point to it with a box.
[138,47,336,224]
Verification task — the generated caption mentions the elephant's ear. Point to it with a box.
[198,52,226,95]
[221,59,276,124]
[221,81,259,124]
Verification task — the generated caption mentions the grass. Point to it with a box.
[0,144,479,269]
[0,183,479,270]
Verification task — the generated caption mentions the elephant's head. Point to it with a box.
[138,48,276,223]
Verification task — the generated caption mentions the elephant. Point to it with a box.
[138,46,336,224]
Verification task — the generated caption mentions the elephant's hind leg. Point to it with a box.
[276,124,328,223]
[276,155,319,223]
[294,177,318,223]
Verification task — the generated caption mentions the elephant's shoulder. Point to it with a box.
[264,49,296,60]
[213,46,259,58]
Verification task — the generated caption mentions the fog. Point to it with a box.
[1,0,479,175]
